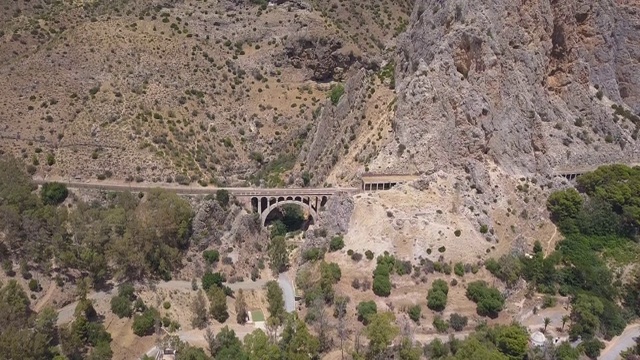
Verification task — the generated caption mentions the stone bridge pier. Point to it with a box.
[250,195,329,226]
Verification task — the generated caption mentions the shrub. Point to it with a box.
[373,273,392,296]
[454,229,461,237]
[132,308,160,336]
[365,250,374,260]
[111,295,133,318]
[433,279,449,293]
[454,262,464,277]
[466,281,505,318]
[438,246,446,253]
[427,290,447,312]
[433,316,449,333]
[396,260,412,275]
[542,295,557,309]
[351,252,363,261]
[347,249,354,256]
[202,271,224,291]
[441,263,452,275]
[329,236,345,252]
[479,225,488,234]
[40,182,68,205]
[46,153,55,166]
[427,279,449,311]
[203,250,220,264]
[28,279,40,292]
[449,313,468,331]
[216,189,230,207]
[163,301,171,310]
[408,305,421,323]
[329,84,345,105]
[2,260,14,277]
[356,301,377,324]
[302,247,324,262]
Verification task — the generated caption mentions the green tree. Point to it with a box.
[243,329,280,360]
[41,182,69,205]
[203,249,220,264]
[493,324,529,360]
[543,317,551,332]
[191,290,208,329]
[398,337,422,360]
[547,188,583,221]
[425,338,449,358]
[265,281,285,322]
[269,220,287,238]
[329,236,345,252]
[356,300,377,324]
[581,338,605,359]
[110,295,132,318]
[110,189,193,280]
[427,280,449,312]
[281,204,305,231]
[466,281,505,318]
[561,314,569,330]
[372,272,392,296]
[0,280,31,327]
[216,189,230,207]
[268,236,288,273]
[280,315,320,360]
[554,342,580,360]
[427,288,448,312]
[208,286,229,323]
[132,307,159,336]
[450,313,468,331]
[433,316,449,332]
[365,312,399,358]
[235,289,248,324]
[407,305,421,323]
[453,337,508,360]
[213,326,247,360]
[202,271,224,291]
[569,293,604,339]
[319,261,341,303]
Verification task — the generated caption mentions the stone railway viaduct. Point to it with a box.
[36,162,639,226]
[35,174,418,226]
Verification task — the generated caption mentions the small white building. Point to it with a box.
[530,331,546,347]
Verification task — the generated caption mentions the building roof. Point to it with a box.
[531,331,546,346]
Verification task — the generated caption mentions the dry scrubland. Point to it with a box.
[0,0,410,187]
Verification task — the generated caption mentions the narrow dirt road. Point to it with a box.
[544,225,558,256]
[33,281,56,312]
[601,323,640,360]
[278,273,295,312]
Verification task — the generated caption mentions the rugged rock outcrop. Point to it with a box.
[279,36,365,82]
[299,69,372,184]
[374,0,640,177]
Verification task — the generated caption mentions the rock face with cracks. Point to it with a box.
[373,0,640,178]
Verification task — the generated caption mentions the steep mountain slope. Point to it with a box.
[371,0,640,177]
[0,0,411,185]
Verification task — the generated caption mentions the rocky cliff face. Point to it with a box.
[373,0,640,177]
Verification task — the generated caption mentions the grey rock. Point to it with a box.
[378,0,640,177]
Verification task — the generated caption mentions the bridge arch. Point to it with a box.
[261,199,318,227]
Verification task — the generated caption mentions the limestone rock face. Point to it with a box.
[377,0,640,177]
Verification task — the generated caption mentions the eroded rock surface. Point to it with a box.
[374,0,640,177]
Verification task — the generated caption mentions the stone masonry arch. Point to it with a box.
[260,199,318,227]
